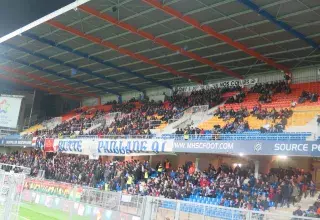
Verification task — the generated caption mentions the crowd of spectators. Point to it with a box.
[169,86,241,110]
[33,109,106,138]
[175,127,205,136]
[24,80,315,143]
[226,91,246,104]
[212,105,292,134]
[250,81,291,104]
[292,195,320,218]
[0,151,45,175]
[298,90,319,104]
[29,86,244,139]
[0,151,317,215]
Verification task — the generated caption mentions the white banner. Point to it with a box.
[175,78,258,93]
[0,96,23,128]
[54,138,174,157]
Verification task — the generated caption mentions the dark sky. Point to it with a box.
[0,0,74,37]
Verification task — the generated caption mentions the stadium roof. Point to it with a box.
[0,0,319,100]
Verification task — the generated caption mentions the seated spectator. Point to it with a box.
[298,90,310,103]
[260,123,271,133]
[293,206,304,217]
[226,96,235,104]
[310,93,319,102]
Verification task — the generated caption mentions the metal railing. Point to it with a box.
[184,105,209,115]
[0,171,25,220]
[51,132,312,141]
[0,163,31,175]
[21,182,320,220]
[168,118,179,124]
[21,190,141,220]
[161,133,313,141]
[149,120,162,128]
[143,196,319,220]
[24,179,143,217]
[42,117,62,130]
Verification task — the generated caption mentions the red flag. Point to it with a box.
[44,138,55,152]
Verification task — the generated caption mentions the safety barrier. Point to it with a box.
[184,105,209,115]
[142,196,319,220]
[21,183,320,220]
[21,190,140,220]
[0,163,31,175]
[23,178,143,215]
[52,132,312,141]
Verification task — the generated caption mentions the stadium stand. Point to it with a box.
[1,0,320,219]
[22,86,239,137]
[12,81,320,217]
[195,81,319,140]
[3,151,319,217]
[20,81,319,142]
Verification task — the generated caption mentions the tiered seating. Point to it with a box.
[198,114,275,131]
[223,82,320,110]
[287,106,320,127]
[199,82,320,134]
[146,114,168,131]
[21,124,44,135]
[199,107,319,133]
[61,106,90,121]
[162,194,273,218]
[21,81,319,139]
[23,100,177,137]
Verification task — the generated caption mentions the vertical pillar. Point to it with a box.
[174,201,180,220]
[195,158,200,171]
[139,92,144,100]
[254,160,260,179]
[149,155,153,167]
[217,156,222,168]
[97,97,101,105]
[141,196,153,220]
[28,89,36,128]
[118,95,122,104]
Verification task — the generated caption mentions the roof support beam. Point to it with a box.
[0,0,92,44]
[0,73,80,100]
[79,6,243,81]
[3,43,142,92]
[22,33,170,90]
[46,20,194,88]
[237,0,320,51]
[0,54,119,96]
[142,0,291,73]
[0,65,98,98]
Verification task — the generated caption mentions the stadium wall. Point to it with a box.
[82,65,320,107]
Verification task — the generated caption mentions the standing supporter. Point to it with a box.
[291,183,300,206]
[302,182,309,199]
[284,72,292,84]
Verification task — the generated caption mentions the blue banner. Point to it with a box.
[58,140,82,153]
[173,140,320,156]
[55,139,174,156]
[0,139,32,147]
[97,139,171,154]
[51,138,320,157]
